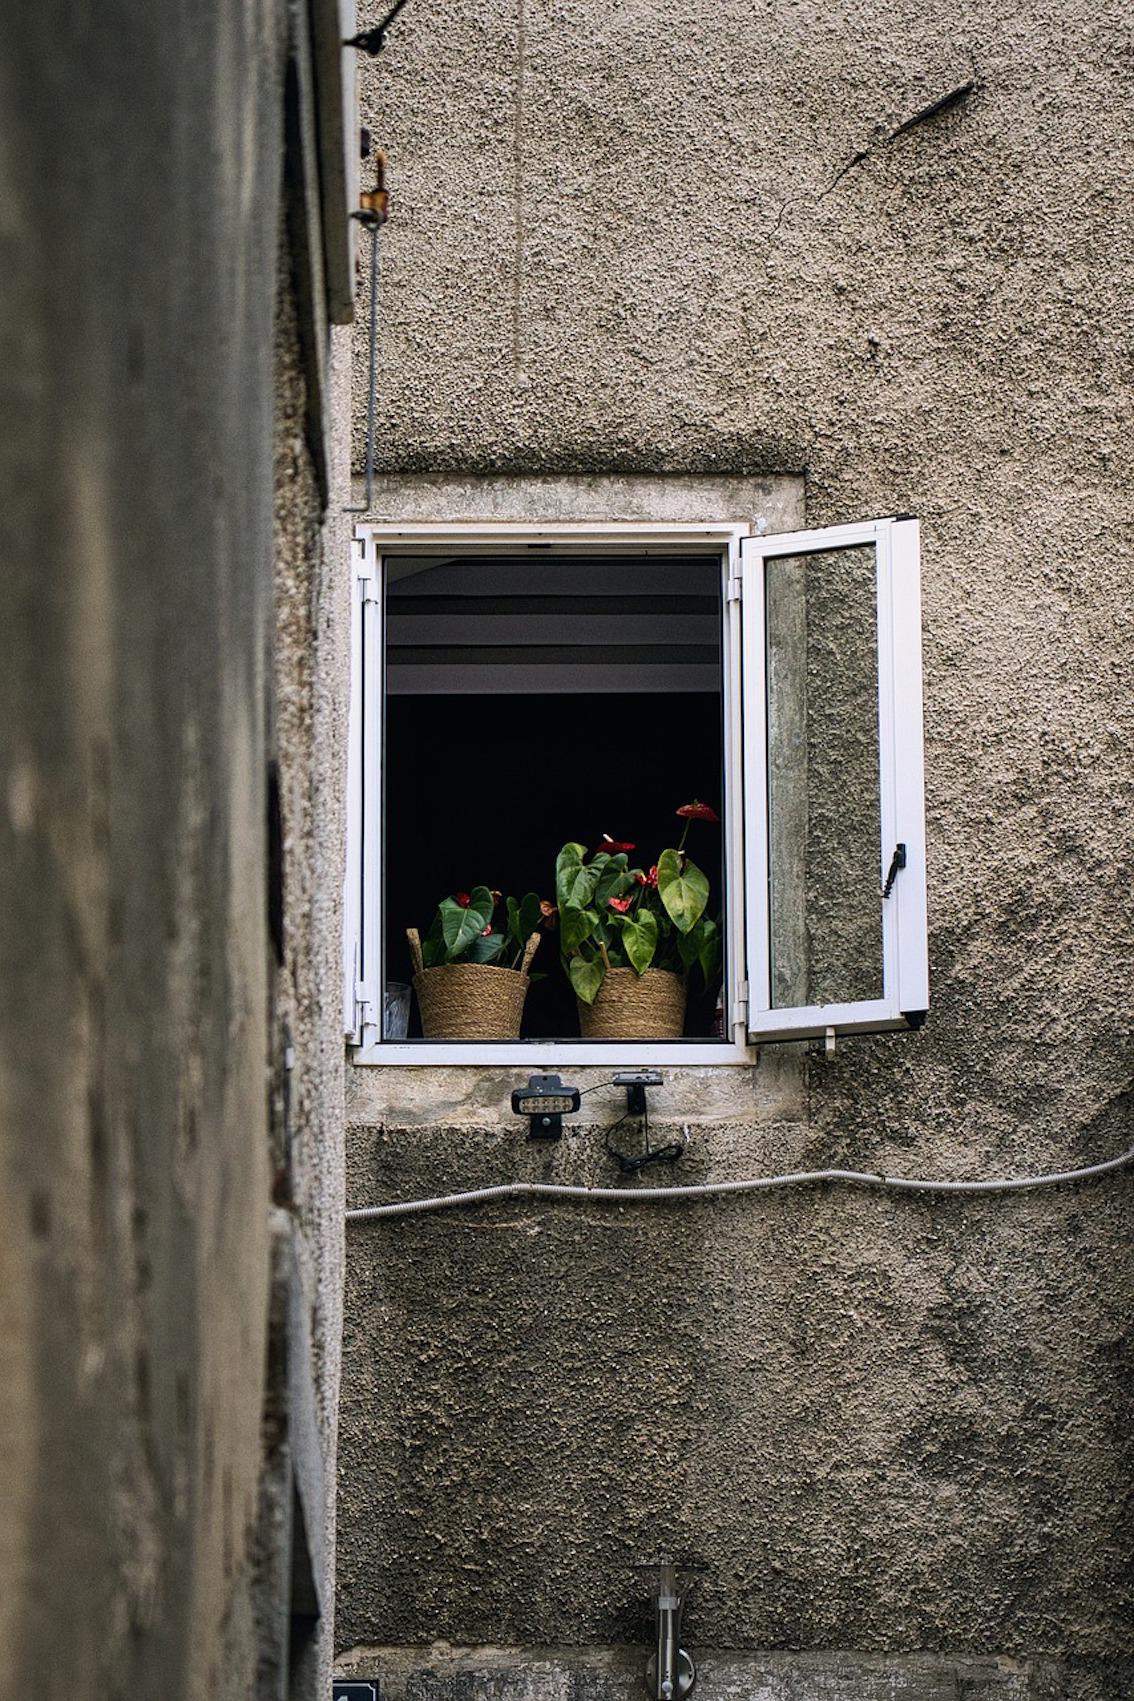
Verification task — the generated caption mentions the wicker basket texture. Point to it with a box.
[407,928,540,1040]
[578,967,687,1040]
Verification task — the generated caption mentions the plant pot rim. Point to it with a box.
[414,961,530,986]
[596,965,685,982]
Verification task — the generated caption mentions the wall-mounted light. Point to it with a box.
[511,1073,581,1140]
[613,1070,663,1117]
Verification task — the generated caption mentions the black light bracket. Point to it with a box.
[344,0,412,56]
[613,1070,664,1118]
[511,1073,581,1141]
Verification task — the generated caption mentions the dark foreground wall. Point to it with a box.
[337,0,1134,1696]
[0,5,350,1697]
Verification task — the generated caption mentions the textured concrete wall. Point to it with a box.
[272,255,354,1693]
[0,5,350,1697]
[336,1642,1109,1701]
[340,0,1134,1693]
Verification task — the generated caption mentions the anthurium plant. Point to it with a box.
[418,886,553,970]
[555,802,722,1005]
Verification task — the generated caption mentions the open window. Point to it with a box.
[344,517,927,1061]
[741,517,927,1040]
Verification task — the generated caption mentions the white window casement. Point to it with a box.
[344,516,928,1064]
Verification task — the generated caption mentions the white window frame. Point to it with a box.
[741,516,928,1041]
[344,516,927,1064]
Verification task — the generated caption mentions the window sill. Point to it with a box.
[351,1038,757,1067]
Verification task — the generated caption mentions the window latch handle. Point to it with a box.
[882,843,907,899]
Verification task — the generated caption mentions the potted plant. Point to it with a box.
[406,886,549,1039]
[555,803,722,1039]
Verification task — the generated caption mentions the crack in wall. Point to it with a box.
[759,73,980,239]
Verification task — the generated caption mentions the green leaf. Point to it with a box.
[517,891,542,943]
[440,885,493,957]
[506,895,521,945]
[467,928,506,963]
[677,927,699,971]
[594,854,633,904]
[560,903,599,954]
[569,953,605,1005]
[420,909,447,968]
[614,908,657,975]
[656,850,709,934]
[696,915,721,984]
[556,844,599,911]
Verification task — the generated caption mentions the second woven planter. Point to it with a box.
[407,927,541,1040]
[577,967,687,1040]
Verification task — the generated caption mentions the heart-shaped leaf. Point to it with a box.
[467,929,506,963]
[614,908,657,975]
[441,884,494,956]
[657,850,709,934]
[556,843,598,912]
[560,903,599,954]
[569,953,605,1005]
[594,854,633,904]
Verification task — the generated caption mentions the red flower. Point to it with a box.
[608,896,633,913]
[595,833,636,855]
[481,924,493,936]
[455,891,471,907]
[540,900,559,931]
[635,865,659,888]
[676,800,719,823]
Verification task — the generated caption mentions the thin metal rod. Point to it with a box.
[344,220,380,514]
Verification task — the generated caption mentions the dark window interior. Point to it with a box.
[383,553,725,1041]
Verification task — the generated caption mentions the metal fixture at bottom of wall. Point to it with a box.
[645,1558,696,1701]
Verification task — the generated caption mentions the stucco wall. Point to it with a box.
[0,6,351,1698]
[272,249,354,1694]
[339,0,1133,1694]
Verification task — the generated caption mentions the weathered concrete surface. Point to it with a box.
[0,5,351,1698]
[341,0,1134,1691]
[271,251,354,1693]
[359,473,801,528]
[335,1642,1107,1701]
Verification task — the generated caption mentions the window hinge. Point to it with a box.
[353,982,376,1032]
[726,576,743,604]
[732,979,749,1024]
[355,567,379,606]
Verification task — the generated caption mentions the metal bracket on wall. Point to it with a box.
[644,1559,697,1701]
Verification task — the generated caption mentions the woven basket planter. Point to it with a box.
[407,928,541,1040]
[578,967,687,1040]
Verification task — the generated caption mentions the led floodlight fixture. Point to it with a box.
[511,1073,581,1140]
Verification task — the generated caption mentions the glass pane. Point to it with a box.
[765,545,883,1008]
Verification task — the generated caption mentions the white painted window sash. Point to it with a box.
[344,537,384,1045]
[740,516,928,1042]
[342,538,365,1041]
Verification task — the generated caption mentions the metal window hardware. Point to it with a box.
[882,842,907,899]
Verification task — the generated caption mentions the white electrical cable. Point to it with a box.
[345,1141,1134,1222]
